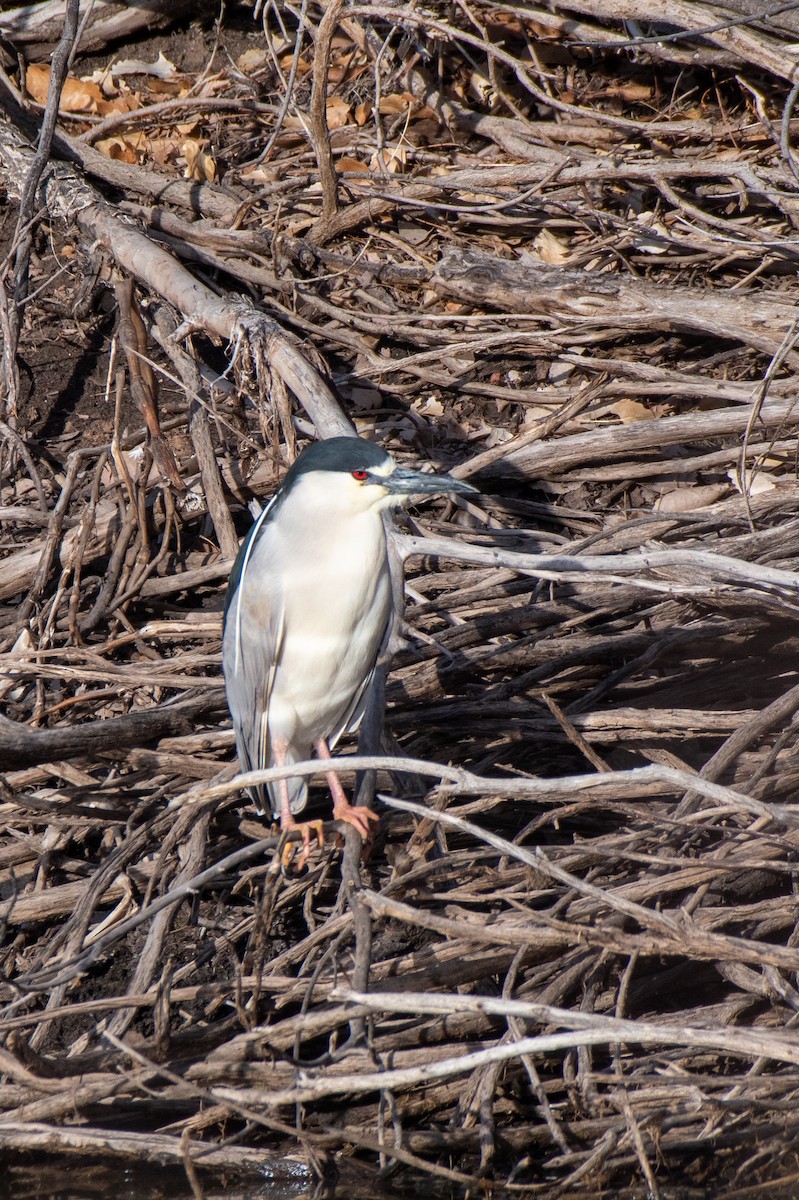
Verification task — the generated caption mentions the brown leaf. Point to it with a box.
[25,64,52,105]
[369,145,409,174]
[182,139,217,183]
[653,485,728,512]
[149,137,182,166]
[279,54,311,74]
[354,100,372,126]
[236,48,269,73]
[96,135,143,163]
[337,155,369,175]
[533,229,570,265]
[378,92,415,114]
[609,400,655,424]
[602,81,654,101]
[96,92,141,118]
[326,95,352,129]
[240,161,284,184]
[27,64,105,114]
[148,78,189,96]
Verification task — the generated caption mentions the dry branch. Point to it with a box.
[0,0,216,55]
[433,246,799,358]
[0,695,222,769]
[3,1,799,1194]
[0,1119,302,1174]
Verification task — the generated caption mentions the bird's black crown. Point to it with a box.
[284,437,389,488]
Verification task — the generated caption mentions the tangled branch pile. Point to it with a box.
[3,0,799,1195]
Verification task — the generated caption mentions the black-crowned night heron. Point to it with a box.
[222,435,476,861]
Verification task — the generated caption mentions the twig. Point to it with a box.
[308,0,344,229]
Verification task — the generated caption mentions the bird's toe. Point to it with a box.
[333,802,380,841]
[278,818,325,872]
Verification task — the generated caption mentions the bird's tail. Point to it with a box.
[231,711,309,821]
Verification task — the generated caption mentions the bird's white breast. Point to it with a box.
[242,497,392,750]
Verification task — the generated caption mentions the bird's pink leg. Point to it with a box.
[314,737,379,841]
[272,735,323,869]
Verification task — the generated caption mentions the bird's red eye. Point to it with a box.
[352,470,369,481]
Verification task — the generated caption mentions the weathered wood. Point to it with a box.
[0,696,223,770]
[0,0,216,55]
[433,246,799,358]
[2,1,799,1194]
[0,1120,303,1174]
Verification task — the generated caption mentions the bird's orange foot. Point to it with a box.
[279,819,325,872]
[332,800,380,842]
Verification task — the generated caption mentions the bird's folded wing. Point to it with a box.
[223,500,285,812]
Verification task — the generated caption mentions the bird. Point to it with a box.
[222,435,477,864]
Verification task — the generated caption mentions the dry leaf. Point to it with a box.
[27,64,105,114]
[25,63,52,105]
[653,485,728,512]
[240,161,283,184]
[602,82,653,101]
[548,359,576,385]
[485,427,513,447]
[279,53,311,74]
[96,134,144,163]
[338,155,368,172]
[182,139,217,182]
[0,626,33,702]
[378,92,415,114]
[62,75,139,115]
[369,144,409,173]
[522,405,555,424]
[727,467,777,495]
[337,156,369,185]
[326,95,352,128]
[83,67,121,98]
[149,137,182,166]
[468,70,495,106]
[354,100,372,126]
[147,78,188,96]
[236,48,269,73]
[350,385,381,410]
[397,221,429,246]
[415,398,444,418]
[97,93,141,118]
[632,234,670,255]
[62,76,106,113]
[197,78,229,100]
[109,51,176,80]
[633,212,671,254]
[533,229,570,264]
[609,399,654,423]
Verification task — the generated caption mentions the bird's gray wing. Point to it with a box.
[223,501,287,817]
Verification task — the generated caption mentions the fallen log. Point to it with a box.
[0,694,223,771]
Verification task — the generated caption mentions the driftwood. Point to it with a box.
[4,0,799,1196]
[0,0,216,56]
[0,695,223,770]
[433,245,799,358]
